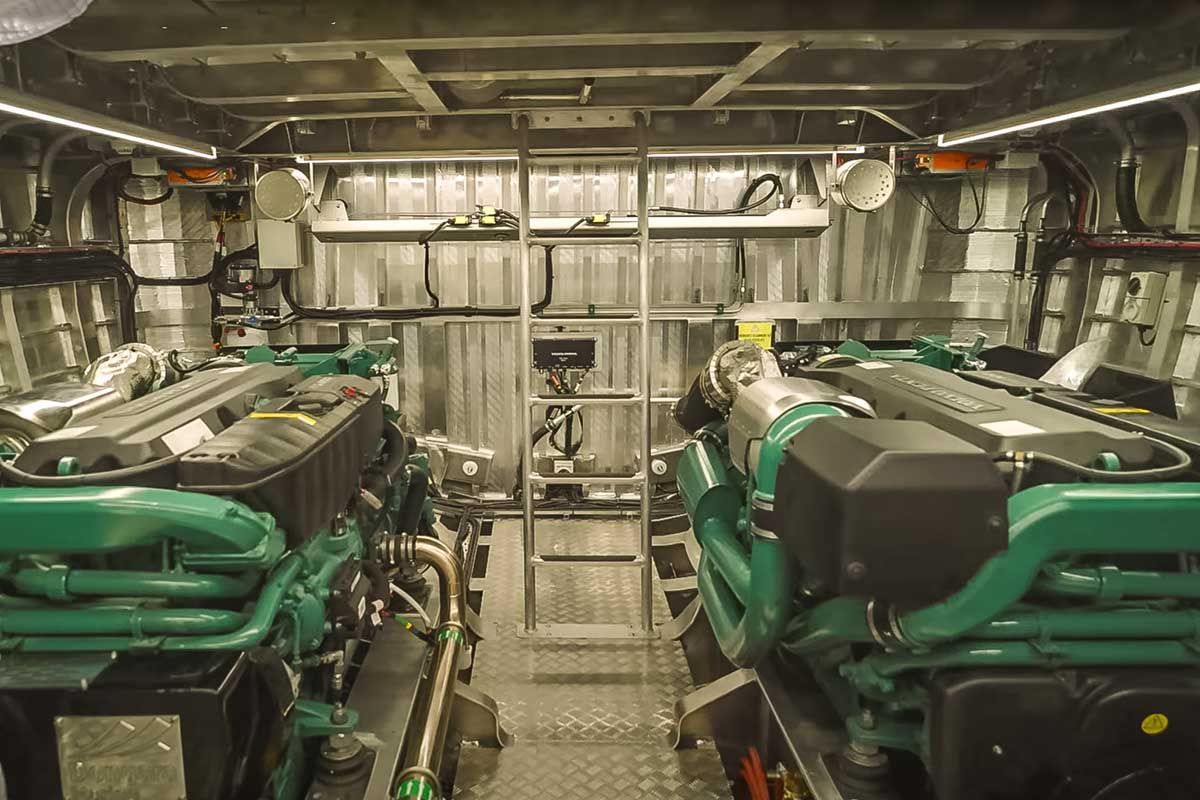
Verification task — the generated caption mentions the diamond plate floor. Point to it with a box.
[454,519,730,799]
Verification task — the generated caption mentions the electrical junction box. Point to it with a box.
[532,334,597,371]
[1120,271,1167,327]
[255,219,303,270]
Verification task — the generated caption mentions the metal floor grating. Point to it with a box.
[454,519,730,799]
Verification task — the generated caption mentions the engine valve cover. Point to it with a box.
[179,374,383,543]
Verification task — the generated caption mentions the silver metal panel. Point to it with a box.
[454,519,729,798]
[56,714,186,800]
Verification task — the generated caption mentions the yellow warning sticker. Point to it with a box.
[249,411,318,426]
[737,321,775,349]
[1093,407,1151,415]
[1141,713,1169,735]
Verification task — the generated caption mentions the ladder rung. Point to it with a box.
[529,394,643,406]
[529,235,642,246]
[532,554,645,567]
[528,472,645,485]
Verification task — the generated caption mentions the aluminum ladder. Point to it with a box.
[515,113,656,639]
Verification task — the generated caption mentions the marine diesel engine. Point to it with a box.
[0,342,458,800]
[675,338,1200,800]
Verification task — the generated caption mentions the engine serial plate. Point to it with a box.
[55,715,187,800]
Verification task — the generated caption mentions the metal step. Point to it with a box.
[531,553,645,567]
[528,472,645,485]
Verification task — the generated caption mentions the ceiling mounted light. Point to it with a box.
[296,146,866,164]
[938,68,1200,147]
[0,85,216,159]
[648,146,865,159]
[296,153,518,164]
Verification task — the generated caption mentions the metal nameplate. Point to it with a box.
[887,372,1003,413]
[56,715,187,800]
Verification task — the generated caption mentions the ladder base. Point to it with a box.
[517,622,659,640]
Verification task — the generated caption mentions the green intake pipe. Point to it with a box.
[1035,567,1200,600]
[0,607,247,636]
[969,608,1200,640]
[898,483,1200,648]
[782,482,1200,654]
[679,405,848,667]
[0,553,304,653]
[6,569,258,600]
[847,639,1200,687]
[0,486,275,556]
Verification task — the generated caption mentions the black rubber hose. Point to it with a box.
[0,452,181,488]
[396,464,431,534]
[1115,162,1153,234]
[993,437,1192,483]
[378,420,410,484]
[673,374,722,433]
[30,189,53,234]
[359,558,392,608]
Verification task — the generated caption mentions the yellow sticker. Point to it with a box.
[737,321,774,349]
[249,411,318,426]
[1141,713,1169,735]
[1093,407,1151,415]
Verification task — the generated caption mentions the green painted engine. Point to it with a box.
[0,341,434,800]
[675,339,1200,800]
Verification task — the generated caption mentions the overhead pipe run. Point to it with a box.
[0,129,83,246]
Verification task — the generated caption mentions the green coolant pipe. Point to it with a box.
[0,486,276,558]
[5,568,258,600]
[898,483,1200,648]
[783,482,1200,654]
[846,639,1200,690]
[1036,566,1200,600]
[679,404,849,667]
[0,553,304,653]
[0,607,247,636]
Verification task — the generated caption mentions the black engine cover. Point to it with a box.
[0,650,290,800]
[929,668,1200,800]
[179,374,383,543]
[14,365,301,484]
[774,417,1008,606]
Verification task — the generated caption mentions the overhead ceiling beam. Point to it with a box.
[424,65,731,81]
[60,29,1127,67]
[693,42,794,107]
[196,89,411,105]
[736,80,984,92]
[376,52,448,113]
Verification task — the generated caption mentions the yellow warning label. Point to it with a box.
[1141,713,1169,735]
[737,321,774,349]
[249,411,318,426]
[1093,407,1151,415]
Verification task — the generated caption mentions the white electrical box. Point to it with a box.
[1120,271,1167,327]
[255,219,303,270]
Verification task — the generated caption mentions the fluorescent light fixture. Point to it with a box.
[0,85,216,159]
[939,68,1200,147]
[298,146,865,164]
[296,153,518,164]
[649,146,865,158]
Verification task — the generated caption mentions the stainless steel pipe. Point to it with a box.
[392,535,466,800]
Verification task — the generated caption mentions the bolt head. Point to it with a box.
[846,561,868,580]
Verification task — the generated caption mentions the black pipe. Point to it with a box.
[1115,162,1154,233]
[673,374,722,433]
[396,464,431,534]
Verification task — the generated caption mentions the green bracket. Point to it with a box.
[294,698,357,738]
